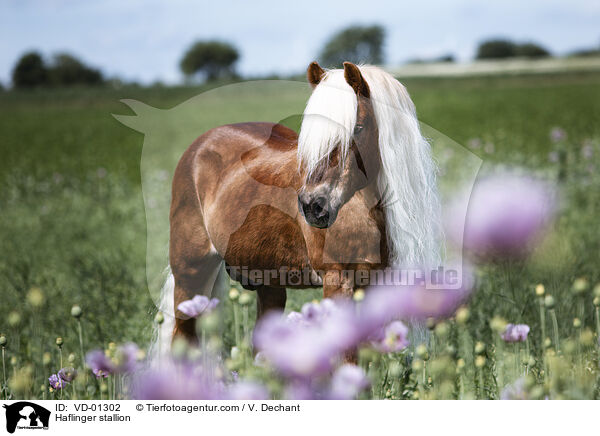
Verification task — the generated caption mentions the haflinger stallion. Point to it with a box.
[162,61,441,345]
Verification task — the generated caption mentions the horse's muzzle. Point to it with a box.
[298,195,338,229]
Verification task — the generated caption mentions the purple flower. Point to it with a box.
[113,342,141,373]
[86,343,141,376]
[86,350,114,376]
[327,364,370,400]
[48,374,66,390]
[58,367,77,383]
[227,381,269,400]
[370,321,409,353]
[177,295,219,318]
[448,174,555,259]
[550,127,566,143]
[92,368,109,378]
[284,381,318,400]
[359,265,473,335]
[131,361,227,400]
[500,378,528,400]
[501,324,530,343]
[253,301,359,378]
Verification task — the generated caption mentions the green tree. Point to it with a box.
[48,53,103,86]
[180,40,239,82]
[318,25,385,68]
[476,39,517,59]
[515,43,551,58]
[12,51,48,88]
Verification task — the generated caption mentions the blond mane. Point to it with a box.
[298,65,441,267]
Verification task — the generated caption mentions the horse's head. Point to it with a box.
[297,61,381,229]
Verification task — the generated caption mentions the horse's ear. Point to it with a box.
[307,61,325,88]
[343,62,370,98]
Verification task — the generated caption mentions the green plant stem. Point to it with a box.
[232,303,240,348]
[242,306,249,343]
[478,367,485,399]
[77,319,85,366]
[550,309,560,352]
[595,307,600,346]
[539,298,546,349]
[1,347,6,400]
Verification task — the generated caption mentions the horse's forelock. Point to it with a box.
[297,69,357,178]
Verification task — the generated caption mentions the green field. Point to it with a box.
[1,71,600,399]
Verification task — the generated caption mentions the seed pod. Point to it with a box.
[228,288,240,301]
[55,337,64,347]
[238,292,252,306]
[353,288,365,302]
[474,342,486,355]
[27,287,44,308]
[455,307,470,325]
[571,278,589,295]
[544,295,555,309]
[535,284,545,296]
[154,311,164,325]
[416,344,429,361]
[70,304,82,318]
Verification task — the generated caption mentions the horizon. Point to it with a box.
[1,0,599,86]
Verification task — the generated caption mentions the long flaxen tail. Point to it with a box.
[148,266,175,364]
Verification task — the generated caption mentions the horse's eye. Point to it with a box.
[353,124,364,135]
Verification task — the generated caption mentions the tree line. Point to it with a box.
[8,26,600,89]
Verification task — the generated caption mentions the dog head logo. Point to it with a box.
[3,402,50,433]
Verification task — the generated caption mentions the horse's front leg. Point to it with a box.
[322,269,354,300]
[322,270,357,363]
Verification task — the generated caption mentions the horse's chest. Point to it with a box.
[302,196,387,269]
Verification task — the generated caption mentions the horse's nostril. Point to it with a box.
[311,196,328,218]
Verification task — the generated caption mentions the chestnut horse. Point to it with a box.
[165,61,440,342]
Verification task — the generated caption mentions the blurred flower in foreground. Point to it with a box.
[131,359,268,400]
[501,378,528,400]
[227,381,269,400]
[253,300,358,378]
[328,364,369,400]
[177,295,219,318]
[501,324,530,343]
[86,342,141,376]
[360,265,473,333]
[550,127,566,143]
[370,320,409,353]
[48,374,66,390]
[447,174,555,259]
[131,361,226,400]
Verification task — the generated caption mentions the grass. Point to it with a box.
[0,71,599,399]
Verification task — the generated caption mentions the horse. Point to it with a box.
[161,61,441,344]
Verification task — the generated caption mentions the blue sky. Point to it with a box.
[1,0,599,85]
